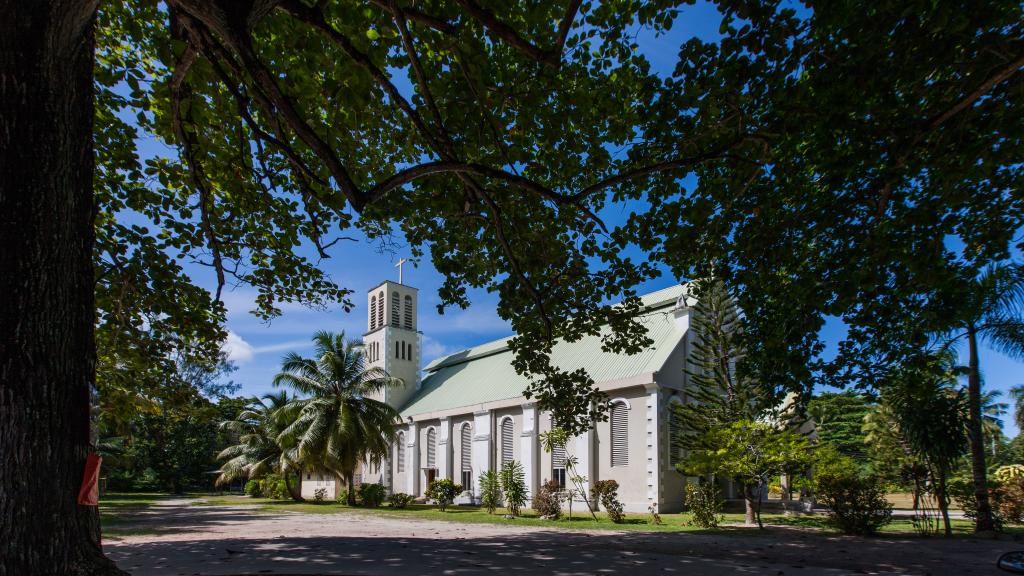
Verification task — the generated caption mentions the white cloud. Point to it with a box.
[253,339,316,355]
[222,331,255,364]
[421,335,458,362]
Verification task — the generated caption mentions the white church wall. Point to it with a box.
[594,386,650,512]
[659,392,688,513]
[300,470,340,500]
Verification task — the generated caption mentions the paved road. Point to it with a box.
[104,499,1015,575]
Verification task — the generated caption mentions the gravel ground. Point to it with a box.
[104,499,1020,575]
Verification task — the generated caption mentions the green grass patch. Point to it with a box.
[191,495,1024,538]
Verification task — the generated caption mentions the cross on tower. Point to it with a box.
[395,258,407,284]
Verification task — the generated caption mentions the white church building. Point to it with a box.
[318,277,700,514]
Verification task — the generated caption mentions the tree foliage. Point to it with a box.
[273,331,401,505]
[90,0,1024,438]
[678,420,813,528]
[807,392,873,461]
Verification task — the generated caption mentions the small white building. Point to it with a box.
[356,279,699,513]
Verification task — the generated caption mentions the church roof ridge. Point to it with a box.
[399,283,691,418]
[421,283,689,373]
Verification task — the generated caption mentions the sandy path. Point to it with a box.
[104,499,1018,575]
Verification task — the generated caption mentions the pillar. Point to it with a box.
[471,410,492,484]
[574,426,595,505]
[437,417,452,481]
[520,403,539,504]
[406,420,420,496]
[645,384,662,510]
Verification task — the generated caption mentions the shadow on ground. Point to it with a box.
[105,521,1020,576]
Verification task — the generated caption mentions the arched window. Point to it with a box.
[404,295,413,329]
[500,417,514,466]
[377,291,384,328]
[370,295,377,330]
[426,428,437,468]
[391,292,400,326]
[397,432,406,473]
[461,423,473,490]
[610,400,629,467]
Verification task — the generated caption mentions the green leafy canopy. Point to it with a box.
[95,0,1024,432]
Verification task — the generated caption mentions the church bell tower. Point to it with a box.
[363,263,421,410]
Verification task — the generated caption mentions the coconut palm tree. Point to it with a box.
[935,263,1024,532]
[217,391,306,500]
[981,389,1008,457]
[273,331,401,505]
[1011,385,1024,432]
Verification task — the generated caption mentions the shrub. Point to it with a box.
[313,487,327,502]
[426,479,462,511]
[683,481,724,529]
[534,480,563,519]
[954,475,1024,528]
[997,477,1024,525]
[388,492,414,509]
[591,480,625,523]
[500,461,527,517]
[817,473,893,535]
[359,483,387,508]
[478,470,502,514]
[244,479,261,497]
[336,489,348,504]
[263,475,288,500]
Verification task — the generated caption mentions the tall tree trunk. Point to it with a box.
[284,470,303,502]
[966,325,996,533]
[936,467,952,537]
[742,484,756,526]
[346,472,357,505]
[0,2,125,574]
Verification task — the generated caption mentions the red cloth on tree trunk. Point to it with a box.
[77,453,101,506]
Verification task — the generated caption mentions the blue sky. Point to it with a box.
[130,2,1021,438]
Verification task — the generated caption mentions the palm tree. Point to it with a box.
[980,389,1008,457]
[885,352,968,536]
[935,263,1024,532]
[273,331,401,505]
[217,391,306,500]
[1011,385,1024,432]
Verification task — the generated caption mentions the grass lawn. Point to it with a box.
[192,495,1024,538]
[100,492,215,539]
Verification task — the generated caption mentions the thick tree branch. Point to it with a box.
[452,0,565,68]
[368,0,456,35]
[277,0,447,160]
[927,52,1024,133]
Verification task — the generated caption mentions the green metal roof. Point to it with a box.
[399,285,689,418]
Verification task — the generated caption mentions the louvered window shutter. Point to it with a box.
[397,433,405,473]
[500,418,513,465]
[668,409,681,466]
[610,402,629,467]
[404,295,413,329]
[461,424,472,471]
[370,296,377,330]
[391,292,400,326]
[427,428,436,468]
[551,443,566,469]
[377,291,384,327]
